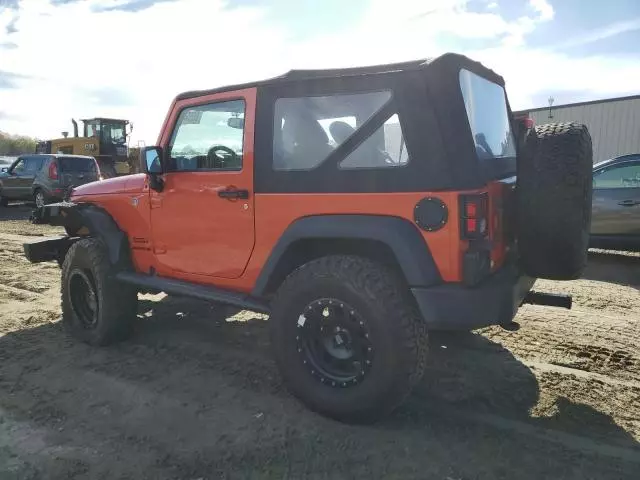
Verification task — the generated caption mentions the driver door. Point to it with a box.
[149,89,256,279]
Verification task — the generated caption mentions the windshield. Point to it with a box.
[459,68,516,179]
[101,122,127,145]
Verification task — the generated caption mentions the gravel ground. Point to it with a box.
[0,202,638,479]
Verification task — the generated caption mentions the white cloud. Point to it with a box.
[529,0,554,22]
[0,0,637,143]
[553,17,640,50]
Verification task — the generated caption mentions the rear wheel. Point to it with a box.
[33,189,46,208]
[61,238,138,345]
[269,255,428,424]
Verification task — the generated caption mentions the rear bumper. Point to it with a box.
[411,265,536,331]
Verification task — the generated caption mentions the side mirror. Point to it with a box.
[140,146,163,174]
[140,146,164,192]
[227,117,244,129]
[0,167,7,173]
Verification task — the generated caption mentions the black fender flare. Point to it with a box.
[31,202,129,267]
[252,214,441,296]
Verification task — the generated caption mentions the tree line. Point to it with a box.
[0,132,36,156]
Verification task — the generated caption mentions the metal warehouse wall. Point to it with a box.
[516,95,640,163]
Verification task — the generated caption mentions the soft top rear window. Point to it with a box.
[58,157,97,172]
[459,69,516,179]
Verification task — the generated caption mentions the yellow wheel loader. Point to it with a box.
[35,118,132,178]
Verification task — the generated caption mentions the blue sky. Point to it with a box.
[1,0,639,143]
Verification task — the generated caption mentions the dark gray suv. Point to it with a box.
[590,153,640,251]
[0,154,100,207]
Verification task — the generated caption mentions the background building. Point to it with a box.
[515,95,640,163]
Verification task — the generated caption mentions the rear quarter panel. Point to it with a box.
[243,193,462,291]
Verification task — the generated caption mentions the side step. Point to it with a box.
[523,291,572,309]
[115,272,270,314]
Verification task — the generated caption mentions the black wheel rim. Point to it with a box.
[296,299,373,388]
[69,269,98,329]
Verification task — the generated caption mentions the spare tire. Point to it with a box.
[516,122,593,280]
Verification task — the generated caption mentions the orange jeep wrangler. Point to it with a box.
[24,53,593,423]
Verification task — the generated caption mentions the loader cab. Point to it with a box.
[82,118,129,157]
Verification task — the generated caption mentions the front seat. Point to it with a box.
[284,114,332,170]
[329,121,356,145]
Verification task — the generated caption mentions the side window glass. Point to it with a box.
[273,91,392,171]
[24,157,42,173]
[12,159,26,174]
[594,163,640,189]
[168,99,245,172]
[339,114,409,169]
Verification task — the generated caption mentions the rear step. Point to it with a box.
[523,291,572,309]
[115,272,270,314]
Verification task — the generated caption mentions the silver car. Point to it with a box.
[590,154,640,251]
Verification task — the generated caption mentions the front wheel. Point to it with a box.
[269,255,428,424]
[61,238,138,345]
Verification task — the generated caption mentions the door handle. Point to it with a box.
[218,188,249,200]
[618,199,639,206]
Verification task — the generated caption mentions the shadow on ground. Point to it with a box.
[0,202,34,221]
[0,294,637,479]
[583,249,640,288]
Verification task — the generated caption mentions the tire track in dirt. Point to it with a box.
[1,325,638,479]
[1,213,639,478]
[481,306,640,381]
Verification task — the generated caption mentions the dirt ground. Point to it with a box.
[0,203,638,480]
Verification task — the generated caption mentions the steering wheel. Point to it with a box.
[207,145,237,169]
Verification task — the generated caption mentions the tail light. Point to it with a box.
[48,161,58,180]
[460,193,488,239]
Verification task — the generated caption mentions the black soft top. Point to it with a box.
[175,53,505,101]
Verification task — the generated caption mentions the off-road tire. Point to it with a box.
[517,122,593,280]
[61,237,138,345]
[269,255,428,424]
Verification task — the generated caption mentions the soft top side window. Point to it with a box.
[272,90,395,171]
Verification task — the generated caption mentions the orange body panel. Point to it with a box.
[71,84,510,295]
[72,174,156,275]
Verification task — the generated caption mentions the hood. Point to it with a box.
[71,173,146,197]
